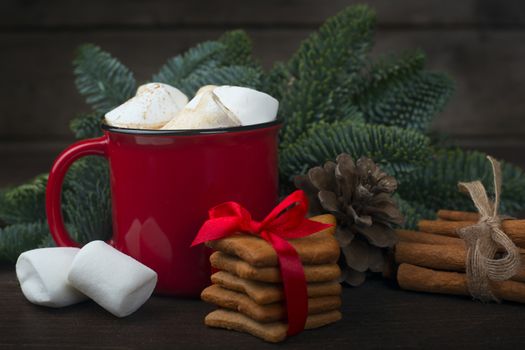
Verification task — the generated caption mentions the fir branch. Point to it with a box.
[0,175,47,225]
[274,5,376,145]
[0,222,50,262]
[153,41,223,92]
[62,157,112,243]
[179,65,262,97]
[38,234,56,249]
[356,51,454,132]
[74,44,137,114]
[70,113,103,139]
[154,30,260,96]
[218,30,258,67]
[261,62,293,101]
[280,119,432,183]
[397,148,525,215]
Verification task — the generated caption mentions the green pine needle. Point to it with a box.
[0,175,48,225]
[0,222,50,262]
[272,5,376,145]
[356,51,454,132]
[62,157,112,243]
[218,30,259,67]
[153,41,224,92]
[178,65,262,97]
[398,148,525,216]
[154,30,260,96]
[70,113,103,139]
[280,119,432,183]
[74,44,137,114]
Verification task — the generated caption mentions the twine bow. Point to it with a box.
[457,156,521,302]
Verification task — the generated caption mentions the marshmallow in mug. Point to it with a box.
[161,85,241,130]
[214,86,279,126]
[68,241,157,318]
[105,82,188,129]
[16,247,88,307]
[161,85,279,130]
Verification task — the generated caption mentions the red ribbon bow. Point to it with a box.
[191,190,333,336]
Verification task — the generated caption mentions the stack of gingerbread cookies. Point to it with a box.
[201,214,342,342]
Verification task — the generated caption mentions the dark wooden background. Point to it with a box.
[1,0,525,187]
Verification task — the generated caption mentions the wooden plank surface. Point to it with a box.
[1,264,524,349]
[0,1,480,28]
[2,0,525,28]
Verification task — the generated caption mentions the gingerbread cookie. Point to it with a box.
[211,271,341,304]
[202,284,341,322]
[206,214,339,267]
[210,252,341,283]
[205,308,342,343]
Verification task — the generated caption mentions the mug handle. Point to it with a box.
[46,135,109,247]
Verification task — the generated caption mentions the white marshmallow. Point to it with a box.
[213,86,278,126]
[183,85,218,110]
[161,88,241,130]
[105,83,188,129]
[16,248,87,308]
[68,241,157,318]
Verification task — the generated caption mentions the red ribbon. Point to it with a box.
[191,190,333,336]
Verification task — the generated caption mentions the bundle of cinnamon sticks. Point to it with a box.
[394,210,525,303]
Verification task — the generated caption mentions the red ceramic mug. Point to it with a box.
[46,120,281,296]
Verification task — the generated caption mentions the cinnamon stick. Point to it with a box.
[395,241,525,283]
[437,210,479,222]
[418,219,525,248]
[398,263,525,304]
[396,229,464,246]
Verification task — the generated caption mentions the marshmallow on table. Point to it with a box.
[161,85,241,130]
[16,248,87,307]
[68,241,157,318]
[105,82,188,129]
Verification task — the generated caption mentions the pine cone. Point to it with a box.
[294,153,403,286]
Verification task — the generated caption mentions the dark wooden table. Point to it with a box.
[1,264,524,349]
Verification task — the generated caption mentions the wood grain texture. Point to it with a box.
[0,1,476,28]
[1,263,525,348]
[2,0,525,28]
[0,141,68,187]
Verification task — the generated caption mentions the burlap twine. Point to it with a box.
[457,156,521,302]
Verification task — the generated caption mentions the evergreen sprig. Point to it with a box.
[153,41,225,90]
[356,51,454,132]
[0,175,47,225]
[267,5,375,145]
[74,44,137,114]
[62,157,112,244]
[0,222,50,262]
[154,30,262,96]
[176,65,262,97]
[397,148,525,216]
[70,113,103,139]
[280,120,432,182]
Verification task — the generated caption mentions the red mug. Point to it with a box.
[46,120,281,296]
